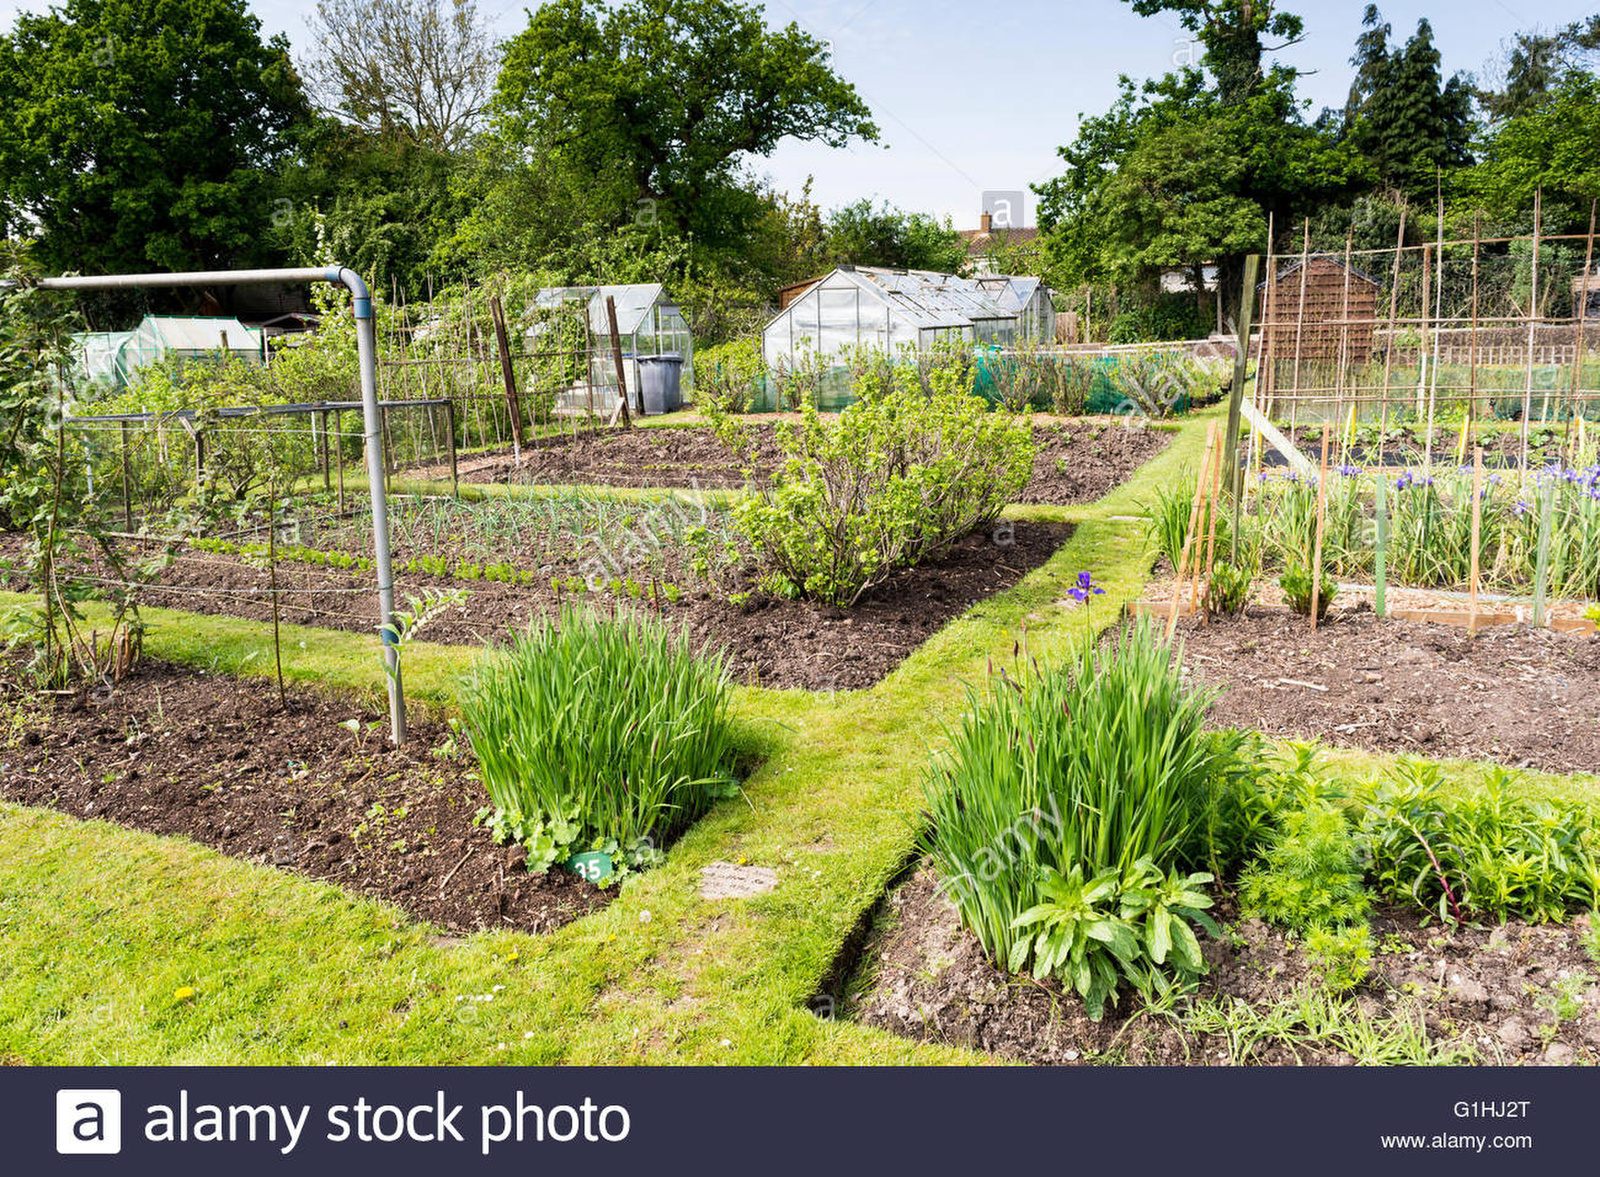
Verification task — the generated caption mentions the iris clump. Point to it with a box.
[921,622,1246,1019]
[461,605,740,875]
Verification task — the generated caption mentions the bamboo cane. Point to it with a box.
[1167,422,1217,639]
[1468,446,1483,636]
[1310,425,1331,631]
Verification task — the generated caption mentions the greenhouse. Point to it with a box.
[530,283,694,413]
[761,266,1049,372]
[72,315,266,389]
[973,274,1055,342]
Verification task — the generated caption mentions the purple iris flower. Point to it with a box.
[1067,571,1105,603]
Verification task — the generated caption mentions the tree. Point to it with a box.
[490,0,877,246]
[1476,16,1600,124]
[1345,16,1473,201]
[0,0,309,275]
[823,200,965,273]
[1035,70,1362,320]
[303,0,498,153]
[1453,74,1600,234]
[1127,0,1305,105]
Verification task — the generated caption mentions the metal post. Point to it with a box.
[445,399,460,499]
[25,265,406,745]
[119,420,134,531]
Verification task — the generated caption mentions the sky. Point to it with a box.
[3,0,1595,228]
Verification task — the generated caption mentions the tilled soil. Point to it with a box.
[427,419,1167,506]
[0,662,608,935]
[851,867,1600,1066]
[24,521,1071,692]
[1172,609,1600,775]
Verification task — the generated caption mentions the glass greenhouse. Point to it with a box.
[761,267,1054,373]
[530,284,693,412]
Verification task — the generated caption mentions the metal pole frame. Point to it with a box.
[31,265,406,745]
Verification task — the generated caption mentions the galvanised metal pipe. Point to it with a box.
[32,266,407,745]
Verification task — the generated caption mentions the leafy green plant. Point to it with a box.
[1304,924,1374,994]
[461,605,739,876]
[1010,858,1217,1020]
[922,622,1244,1018]
[1204,559,1253,618]
[1359,761,1600,925]
[1279,563,1337,621]
[695,338,764,413]
[1239,803,1372,933]
[729,384,1034,606]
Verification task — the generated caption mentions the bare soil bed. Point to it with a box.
[425,418,1168,506]
[1,521,1071,692]
[1169,609,1600,775]
[851,866,1599,1066]
[0,660,608,935]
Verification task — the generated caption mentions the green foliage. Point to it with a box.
[0,0,309,275]
[694,338,765,413]
[1204,559,1253,617]
[729,384,1033,606]
[1343,13,1473,202]
[1454,73,1600,232]
[1359,761,1600,925]
[922,623,1246,1018]
[1303,923,1375,995]
[488,0,875,249]
[1239,802,1372,933]
[1279,563,1336,620]
[1010,859,1217,1021]
[821,199,965,274]
[461,605,739,874]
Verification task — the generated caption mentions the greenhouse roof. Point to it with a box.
[532,284,674,336]
[131,316,263,353]
[829,267,1014,330]
[973,275,1044,315]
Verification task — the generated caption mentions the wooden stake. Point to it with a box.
[1520,189,1542,466]
[1167,422,1216,639]
[1199,426,1224,622]
[1373,471,1388,619]
[488,294,526,463]
[1564,200,1597,450]
[1377,210,1408,467]
[118,420,134,531]
[606,295,632,429]
[1533,479,1554,627]
[1310,425,1330,630]
[1468,446,1483,636]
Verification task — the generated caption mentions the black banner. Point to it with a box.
[4,1066,1584,1174]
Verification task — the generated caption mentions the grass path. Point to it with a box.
[1,410,1591,1064]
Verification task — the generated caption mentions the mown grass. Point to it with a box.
[2,407,1594,1065]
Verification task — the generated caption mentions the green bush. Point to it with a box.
[1359,761,1600,925]
[922,623,1245,1018]
[1279,563,1336,620]
[729,385,1034,606]
[461,605,739,875]
[694,338,764,413]
[1238,802,1371,933]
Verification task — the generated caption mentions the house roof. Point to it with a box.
[958,226,1041,258]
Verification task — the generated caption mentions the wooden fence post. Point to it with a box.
[606,295,634,429]
[119,420,134,531]
[488,294,526,462]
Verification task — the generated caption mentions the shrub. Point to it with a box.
[695,338,764,413]
[1304,924,1374,994]
[922,622,1245,1018]
[1359,761,1600,925]
[461,605,739,875]
[1053,355,1099,416]
[1280,563,1336,620]
[729,386,1034,606]
[1238,803,1371,933]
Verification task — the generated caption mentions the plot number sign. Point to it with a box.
[56,1090,122,1154]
